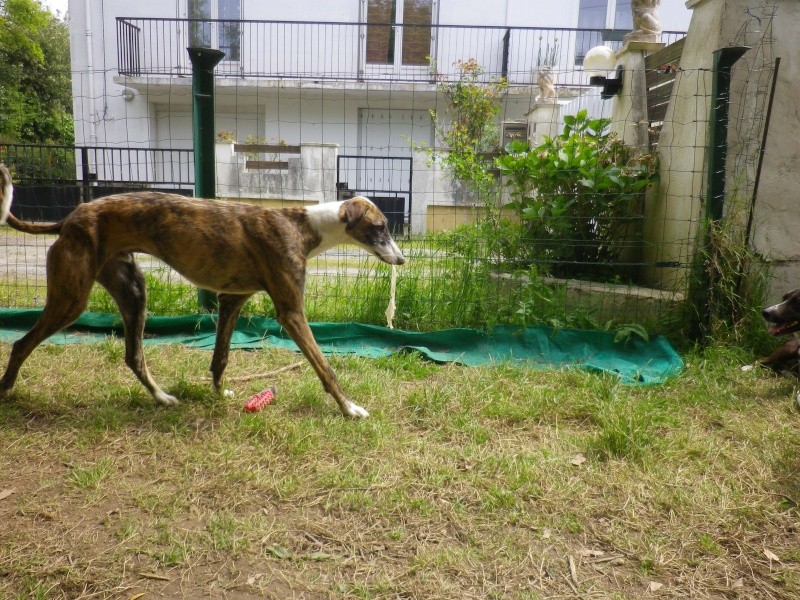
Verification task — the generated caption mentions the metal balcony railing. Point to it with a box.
[116,17,685,87]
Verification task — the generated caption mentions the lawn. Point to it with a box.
[1,339,799,599]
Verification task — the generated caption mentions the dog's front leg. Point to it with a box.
[277,307,369,418]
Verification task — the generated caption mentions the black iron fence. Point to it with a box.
[0,144,194,220]
[116,17,685,87]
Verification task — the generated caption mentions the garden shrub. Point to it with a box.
[496,110,659,280]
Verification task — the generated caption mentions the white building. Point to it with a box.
[67,0,691,232]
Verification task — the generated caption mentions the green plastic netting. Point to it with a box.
[0,309,683,385]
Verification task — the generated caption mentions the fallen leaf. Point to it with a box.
[246,573,264,585]
[266,545,292,559]
[648,581,664,592]
[579,548,605,557]
[542,528,552,539]
[764,548,781,562]
[0,489,15,501]
[731,578,744,589]
[571,453,586,466]
[308,551,336,561]
[129,594,146,600]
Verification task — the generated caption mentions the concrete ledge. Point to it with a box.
[494,271,685,325]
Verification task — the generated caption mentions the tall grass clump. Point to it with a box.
[686,197,772,353]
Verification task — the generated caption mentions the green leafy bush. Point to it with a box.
[496,110,658,279]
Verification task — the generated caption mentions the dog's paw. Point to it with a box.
[740,364,755,372]
[342,400,370,419]
[155,391,180,406]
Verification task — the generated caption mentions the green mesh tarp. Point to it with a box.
[0,309,683,385]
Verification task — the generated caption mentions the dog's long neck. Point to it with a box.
[304,201,348,258]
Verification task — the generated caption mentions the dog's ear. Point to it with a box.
[342,198,370,231]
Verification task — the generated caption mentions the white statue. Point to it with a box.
[625,0,662,43]
[536,65,557,102]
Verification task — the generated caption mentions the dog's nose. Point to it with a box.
[395,254,406,266]
[762,308,770,319]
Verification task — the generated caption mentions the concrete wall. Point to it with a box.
[215,142,339,202]
[636,0,799,298]
[740,1,800,302]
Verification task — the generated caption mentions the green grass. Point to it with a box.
[1,339,799,598]
[0,236,690,334]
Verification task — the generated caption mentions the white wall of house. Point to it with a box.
[67,0,691,230]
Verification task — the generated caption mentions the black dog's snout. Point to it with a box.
[762,308,770,319]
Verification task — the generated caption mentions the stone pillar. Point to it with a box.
[214,141,235,198]
[525,101,560,147]
[299,143,338,202]
[609,41,664,155]
[639,0,788,291]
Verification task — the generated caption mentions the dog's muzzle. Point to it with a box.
[377,240,406,265]
[381,250,406,266]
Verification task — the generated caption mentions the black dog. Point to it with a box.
[744,288,800,408]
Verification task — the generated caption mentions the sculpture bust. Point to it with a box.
[536,65,557,102]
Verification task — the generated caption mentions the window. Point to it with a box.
[189,0,241,61]
[366,0,434,67]
[576,0,607,64]
[575,0,634,65]
[614,0,633,30]
[402,0,433,66]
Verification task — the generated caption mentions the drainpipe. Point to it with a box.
[188,47,226,311]
[84,0,96,143]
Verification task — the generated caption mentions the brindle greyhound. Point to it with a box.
[0,164,405,417]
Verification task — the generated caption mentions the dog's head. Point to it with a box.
[339,197,406,266]
[762,288,800,336]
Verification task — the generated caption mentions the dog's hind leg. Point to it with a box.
[96,255,178,406]
[210,293,251,392]
[0,238,94,396]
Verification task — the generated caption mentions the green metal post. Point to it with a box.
[188,46,225,311]
[691,46,749,341]
[705,46,749,222]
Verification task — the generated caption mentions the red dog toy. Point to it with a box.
[244,386,276,413]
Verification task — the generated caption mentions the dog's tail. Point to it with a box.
[0,163,12,226]
[0,164,62,234]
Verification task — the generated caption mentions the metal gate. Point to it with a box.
[336,155,412,234]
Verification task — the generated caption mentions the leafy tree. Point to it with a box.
[0,0,73,145]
